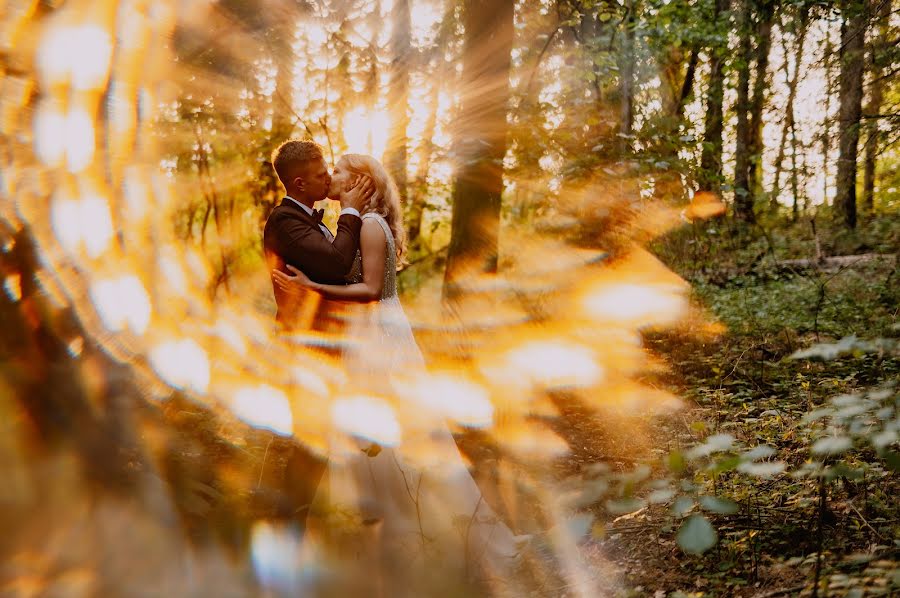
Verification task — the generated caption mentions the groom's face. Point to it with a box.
[297,158,331,202]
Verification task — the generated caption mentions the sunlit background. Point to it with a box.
[1,0,895,595]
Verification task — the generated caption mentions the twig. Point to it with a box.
[755,584,807,598]
[257,436,274,488]
[847,500,885,540]
[525,25,562,96]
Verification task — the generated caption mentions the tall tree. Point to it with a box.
[699,0,729,193]
[835,0,868,229]
[442,0,515,300]
[733,0,756,223]
[747,0,776,197]
[862,0,892,213]
[407,79,441,247]
[619,0,637,141]
[386,0,412,204]
[771,4,810,214]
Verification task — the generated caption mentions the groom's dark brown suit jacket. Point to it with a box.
[263,197,362,331]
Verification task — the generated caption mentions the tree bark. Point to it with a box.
[386,0,411,203]
[862,0,891,213]
[771,5,809,209]
[733,0,756,223]
[618,0,636,142]
[835,0,868,229]
[407,80,441,247]
[748,0,775,197]
[675,48,699,119]
[699,0,729,192]
[442,0,515,301]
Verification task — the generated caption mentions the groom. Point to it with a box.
[263,139,373,331]
[261,139,371,534]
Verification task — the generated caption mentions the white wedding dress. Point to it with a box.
[308,213,521,596]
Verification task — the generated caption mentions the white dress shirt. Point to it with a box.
[285,196,360,242]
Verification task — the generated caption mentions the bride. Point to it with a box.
[272,154,523,595]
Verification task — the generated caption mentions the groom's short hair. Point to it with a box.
[271,139,324,187]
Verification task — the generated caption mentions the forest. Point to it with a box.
[0,0,898,596]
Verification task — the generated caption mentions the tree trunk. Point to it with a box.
[862,0,890,213]
[407,80,441,247]
[733,0,756,223]
[675,48,699,119]
[835,0,868,229]
[386,0,411,204]
[771,5,809,208]
[748,0,775,197]
[618,0,636,142]
[442,0,515,301]
[699,0,729,193]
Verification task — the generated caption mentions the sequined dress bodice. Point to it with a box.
[346,212,397,299]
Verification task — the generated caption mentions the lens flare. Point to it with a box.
[250,521,306,595]
[89,275,151,334]
[393,372,494,428]
[582,282,687,328]
[331,395,401,446]
[65,107,96,173]
[343,106,390,157]
[230,385,293,436]
[38,25,112,90]
[50,192,114,258]
[149,339,210,394]
[499,340,604,390]
[33,102,66,166]
[4,274,22,302]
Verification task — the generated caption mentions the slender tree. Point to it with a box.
[862,0,892,213]
[834,0,868,229]
[748,0,776,197]
[442,0,515,300]
[408,79,441,247]
[619,0,637,141]
[386,0,412,205]
[771,4,810,212]
[733,0,756,223]
[699,0,729,193]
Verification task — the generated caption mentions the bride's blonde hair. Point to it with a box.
[339,154,407,265]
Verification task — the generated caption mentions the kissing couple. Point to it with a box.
[262,140,526,595]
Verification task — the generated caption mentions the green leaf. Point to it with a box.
[737,461,786,477]
[686,433,735,459]
[881,451,900,472]
[872,429,897,449]
[667,450,686,473]
[648,488,676,504]
[565,513,594,539]
[811,436,853,456]
[825,463,864,481]
[710,455,741,473]
[671,496,695,517]
[699,495,739,515]
[742,445,776,461]
[677,515,718,554]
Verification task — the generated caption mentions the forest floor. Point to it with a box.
[142,214,898,597]
[582,216,900,597]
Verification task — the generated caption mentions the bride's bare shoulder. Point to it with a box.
[360,216,387,246]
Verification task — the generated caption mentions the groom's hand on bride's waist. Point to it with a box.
[272,264,315,297]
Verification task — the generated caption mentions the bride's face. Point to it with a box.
[327,159,353,200]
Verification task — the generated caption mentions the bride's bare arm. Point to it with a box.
[272,219,387,303]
